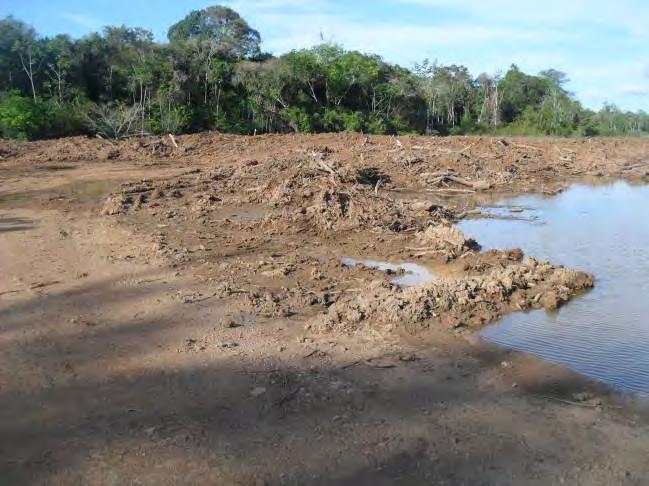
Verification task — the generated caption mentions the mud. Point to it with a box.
[319,255,594,334]
[1,133,649,485]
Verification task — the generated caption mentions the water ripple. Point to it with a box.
[458,181,649,395]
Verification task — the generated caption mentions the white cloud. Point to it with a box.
[59,13,102,30]
[618,84,649,97]
[228,8,570,66]
[220,0,648,110]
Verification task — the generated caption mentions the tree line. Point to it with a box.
[1,5,648,140]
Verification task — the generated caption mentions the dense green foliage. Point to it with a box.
[1,7,648,140]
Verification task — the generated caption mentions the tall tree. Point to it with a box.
[7,18,44,102]
[0,17,31,92]
[44,35,74,104]
[168,6,260,60]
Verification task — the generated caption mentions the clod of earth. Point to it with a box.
[316,253,594,333]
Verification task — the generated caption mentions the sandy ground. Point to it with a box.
[1,133,649,485]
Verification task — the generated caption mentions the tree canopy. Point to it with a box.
[0,6,647,140]
[168,6,260,60]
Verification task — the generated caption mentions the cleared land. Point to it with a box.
[1,133,648,485]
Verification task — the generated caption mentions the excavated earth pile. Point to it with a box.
[80,133,617,338]
[317,255,594,333]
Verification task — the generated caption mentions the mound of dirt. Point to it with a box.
[4,133,649,194]
[315,253,594,334]
[101,193,134,215]
[415,225,480,260]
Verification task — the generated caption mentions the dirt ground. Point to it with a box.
[1,133,649,485]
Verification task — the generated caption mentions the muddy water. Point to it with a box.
[458,181,649,395]
[0,180,115,209]
[340,258,436,287]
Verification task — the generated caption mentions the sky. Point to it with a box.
[2,0,648,112]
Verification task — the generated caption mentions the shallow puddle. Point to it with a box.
[0,180,115,208]
[341,257,436,287]
[458,181,649,395]
[69,180,114,199]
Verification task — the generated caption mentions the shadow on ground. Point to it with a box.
[0,272,643,485]
[0,216,35,233]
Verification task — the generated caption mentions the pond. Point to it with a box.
[457,181,649,395]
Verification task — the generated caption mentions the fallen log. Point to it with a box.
[511,143,543,152]
[425,188,476,195]
[427,172,492,191]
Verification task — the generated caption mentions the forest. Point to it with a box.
[1,5,648,140]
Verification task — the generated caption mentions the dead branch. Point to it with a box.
[425,188,476,195]
[622,163,646,171]
[374,178,383,195]
[435,141,480,155]
[302,349,320,359]
[311,152,337,176]
[512,143,543,152]
[168,134,179,149]
[420,171,458,178]
[427,172,491,191]
[491,138,509,148]
[29,280,61,290]
[434,145,475,154]
[540,395,607,409]
[412,251,442,257]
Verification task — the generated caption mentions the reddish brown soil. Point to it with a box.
[1,133,648,485]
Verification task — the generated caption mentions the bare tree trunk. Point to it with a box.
[204,71,209,105]
[215,84,222,121]
[19,52,37,102]
[493,84,500,127]
[57,69,63,104]
[307,81,319,104]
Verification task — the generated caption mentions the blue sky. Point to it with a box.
[2,0,648,111]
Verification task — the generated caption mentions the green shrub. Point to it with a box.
[0,91,48,140]
[322,109,343,132]
[366,115,386,135]
[151,106,192,135]
[283,107,312,133]
[322,109,364,132]
[46,102,89,138]
[341,111,363,132]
